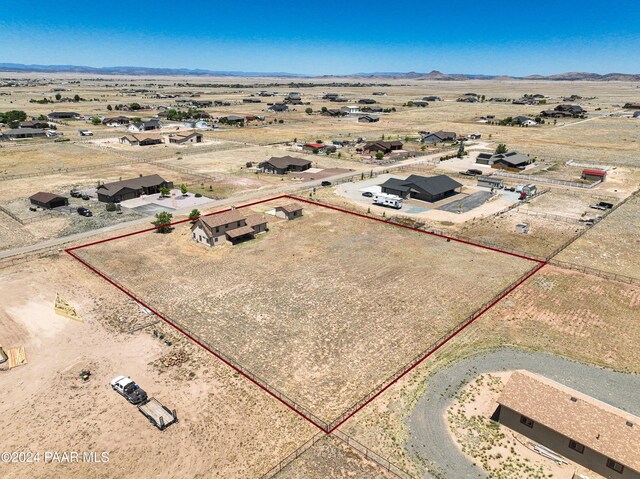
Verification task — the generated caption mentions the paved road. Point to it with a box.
[406,348,640,479]
[0,150,453,260]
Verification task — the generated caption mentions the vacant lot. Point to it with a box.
[0,255,316,479]
[275,435,398,479]
[555,192,640,280]
[73,198,535,425]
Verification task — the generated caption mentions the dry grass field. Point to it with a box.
[340,265,640,476]
[555,192,640,279]
[73,198,536,424]
[275,435,398,478]
[0,255,317,479]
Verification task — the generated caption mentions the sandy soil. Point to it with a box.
[0,255,316,479]
[73,199,535,425]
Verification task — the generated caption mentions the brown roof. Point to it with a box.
[245,214,267,227]
[172,131,202,140]
[264,156,311,169]
[225,225,255,239]
[277,203,303,214]
[29,192,67,203]
[498,370,640,471]
[199,210,246,229]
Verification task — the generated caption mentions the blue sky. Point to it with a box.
[1,0,639,75]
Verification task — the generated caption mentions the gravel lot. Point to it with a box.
[406,347,640,479]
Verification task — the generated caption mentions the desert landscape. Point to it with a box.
[1,66,639,479]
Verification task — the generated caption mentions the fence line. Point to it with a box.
[547,259,639,285]
[259,432,324,479]
[69,256,331,432]
[493,171,601,189]
[325,262,543,432]
[332,429,416,479]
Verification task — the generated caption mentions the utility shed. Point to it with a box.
[275,203,304,220]
[29,192,68,209]
[496,370,640,479]
[582,169,607,181]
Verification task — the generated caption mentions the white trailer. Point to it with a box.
[373,193,403,209]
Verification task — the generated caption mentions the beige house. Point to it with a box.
[191,209,267,247]
[167,131,203,144]
[275,203,304,220]
[496,370,640,479]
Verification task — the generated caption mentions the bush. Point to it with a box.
[105,203,117,212]
[194,193,202,198]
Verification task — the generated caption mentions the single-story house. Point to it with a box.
[48,112,80,120]
[267,103,289,112]
[380,174,463,202]
[321,109,347,117]
[191,100,212,108]
[358,115,379,123]
[243,98,262,103]
[340,105,360,115]
[623,102,640,110]
[96,174,173,203]
[363,140,403,154]
[29,192,69,209]
[0,128,48,140]
[423,96,442,101]
[413,101,428,107]
[514,116,537,126]
[168,132,203,144]
[496,370,640,479]
[191,209,267,247]
[19,120,50,129]
[581,169,607,181]
[275,203,304,220]
[360,106,383,113]
[219,115,245,125]
[259,156,312,174]
[420,130,457,143]
[476,151,533,170]
[103,116,131,126]
[119,133,164,146]
[542,105,585,118]
[358,99,377,104]
[128,120,161,132]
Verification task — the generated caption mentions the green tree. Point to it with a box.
[73,94,81,102]
[131,117,142,123]
[159,186,171,197]
[321,106,328,113]
[188,209,200,222]
[130,103,141,110]
[0,110,27,128]
[457,141,465,158]
[91,117,102,125]
[375,151,384,160]
[107,104,113,111]
[305,107,313,115]
[152,211,173,233]
[180,183,188,195]
[55,93,62,101]
[312,148,319,154]
[495,143,508,154]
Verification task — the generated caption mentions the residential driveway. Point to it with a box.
[438,191,493,213]
[406,348,640,479]
[130,204,176,215]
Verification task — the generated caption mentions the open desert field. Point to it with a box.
[71,197,537,427]
[0,254,317,479]
[555,192,640,280]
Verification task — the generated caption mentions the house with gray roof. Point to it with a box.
[0,128,48,140]
[380,174,463,202]
[96,174,173,203]
[259,156,312,174]
[476,151,533,170]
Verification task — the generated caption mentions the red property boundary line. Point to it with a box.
[65,194,546,434]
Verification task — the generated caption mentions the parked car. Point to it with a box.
[362,191,374,197]
[321,181,332,186]
[111,376,148,405]
[77,207,93,217]
[70,190,82,198]
[81,194,90,200]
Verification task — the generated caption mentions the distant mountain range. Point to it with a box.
[1,63,639,81]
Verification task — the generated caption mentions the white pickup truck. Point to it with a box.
[111,376,148,405]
